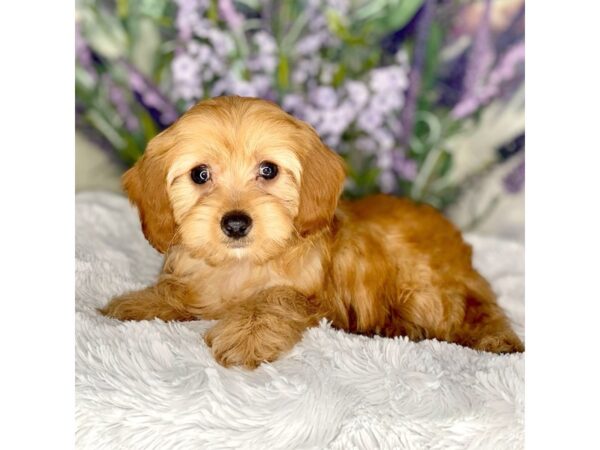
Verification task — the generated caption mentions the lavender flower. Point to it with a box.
[295,33,327,56]
[357,109,384,134]
[75,23,97,81]
[174,0,207,41]
[75,24,92,68]
[372,129,395,151]
[310,86,338,110]
[218,0,244,29]
[76,0,523,206]
[126,63,179,127]
[486,40,525,98]
[370,66,409,93]
[345,81,370,109]
[172,52,202,101]
[393,152,418,181]
[503,159,525,194]
[106,76,140,132]
[452,0,495,119]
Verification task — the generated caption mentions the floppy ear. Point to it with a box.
[294,123,346,236]
[122,130,177,253]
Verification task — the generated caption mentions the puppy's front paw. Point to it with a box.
[204,317,291,369]
[100,293,151,321]
[100,288,195,322]
[204,288,318,369]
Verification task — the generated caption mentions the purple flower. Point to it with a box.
[174,0,207,41]
[393,152,418,181]
[310,86,338,110]
[371,129,395,150]
[172,53,200,84]
[126,62,179,127]
[357,109,384,134]
[452,0,495,119]
[218,76,259,97]
[75,23,97,81]
[345,81,369,109]
[75,24,92,67]
[218,0,244,29]
[187,42,212,64]
[208,55,226,75]
[320,107,353,137]
[369,66,409,93]
[106,77,140,132]
[254,31,277,55]
[247,53,278,74]
[377,150,394,170]
[486,40,525,96]
[300,106,321,128]
[503,159,525,194]
[207,29,235,57]
[250,74,275,97]
[282,93,305,112]
[172,52,203,101]
[369,91,404,115]
[295,33,326,55]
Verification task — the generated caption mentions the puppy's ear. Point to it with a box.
[122,130,177,253]
[295,123,346,236]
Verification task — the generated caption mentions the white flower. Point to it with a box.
[372,128,395,150]
[311,86,338,110]
[254,31,277,54]
[172,53,200,84]
[370,66,409,93]
[345,81,370,109]
[357,109,383,133]
[370,91,404,114]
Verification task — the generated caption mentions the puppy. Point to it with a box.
[101,96,524,368]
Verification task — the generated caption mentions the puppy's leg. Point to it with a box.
[205,287,319,369]
[100,277,196,322]
[452,274,524,354]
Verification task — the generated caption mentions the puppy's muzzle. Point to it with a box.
[220,211,252,239]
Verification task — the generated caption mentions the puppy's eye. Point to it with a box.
[191,165,211,184]
[258,161,278,180]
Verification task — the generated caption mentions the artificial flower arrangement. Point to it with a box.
[76,0,524,214]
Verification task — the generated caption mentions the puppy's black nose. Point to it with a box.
[220,211,252,239]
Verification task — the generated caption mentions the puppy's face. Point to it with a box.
[123,97,346,265]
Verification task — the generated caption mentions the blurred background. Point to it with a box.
[75,0,524,240]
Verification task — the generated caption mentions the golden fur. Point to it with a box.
[101,96,524,368]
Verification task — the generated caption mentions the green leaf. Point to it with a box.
[117,0,128,18]
[382,0,424,32]
[79,7,129,60]
[277,54,289,91]
[130,17,162,77]
[422,23,443,93]
[138,108,160,142]
[332,64,346,87]
[326,10,366,45]
[86,109,126,150]
[435,150,453,178]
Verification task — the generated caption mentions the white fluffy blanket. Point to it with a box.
[75,192,525,449]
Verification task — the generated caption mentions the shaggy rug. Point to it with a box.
[75,191,525,449]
